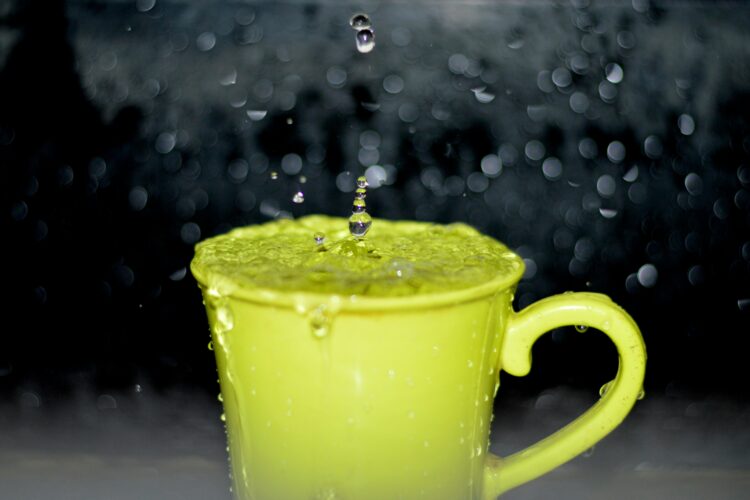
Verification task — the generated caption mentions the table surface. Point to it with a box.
[1,387,748,500]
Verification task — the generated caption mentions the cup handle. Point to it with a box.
[482,292,647,499]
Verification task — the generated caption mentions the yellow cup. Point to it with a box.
[192,229,646,500]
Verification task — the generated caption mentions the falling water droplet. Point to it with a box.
[349,213,372,237]
[292,191,305,204]
[356,29,375,54]
[314,232,326,245]
[349,176,372,238]
[349,13,371,31]
[270,171,279,180]
[575,324,589,333]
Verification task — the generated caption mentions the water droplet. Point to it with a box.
[575,324,589,333]
[207,340,214,351]
[349,213,372,238]
[599,208,619,218]
[356,29,375,54]
[215,305,234,334]
[678,114,695,136]
[314,232,326,245]
[309,305,331,338]
[356,175,368,189]
[582,446,595,458]
[292,191,305,204]
[217,393,223,402]
[637,387,646,400]
[220,413,226,422]
[637,263,658,288]
[605,63,624,84]
[246,110,268,121]
[270,171,278,180]
[472,88,496,103]
[599,380,614,397]
[349,13,371,30]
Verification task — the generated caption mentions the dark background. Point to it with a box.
[1,1,749,498]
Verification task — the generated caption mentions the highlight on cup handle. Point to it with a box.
[482,292,647,499]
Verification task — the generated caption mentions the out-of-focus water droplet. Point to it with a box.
[599,208,619,218]
[575,324,589,333]
[136,0,156,13]
[738,298,750,311]
[685,173,703,195]
[678,114,695,135]
[644,135,663,159]
[207,340,214,351]
[220,413,226,422]
[361,101,381,112]
[605,63,624,84]
[217,393,223,402]
[472,87,495,103]
[314,232,325,245]
[349,13,371,31]
[356,29,375,53]
[637,263,658,288]
[246,110,267,121]
[623,166,639,182]
[196,32,217,52]
[270,171,278,180]
[292,191,305,204]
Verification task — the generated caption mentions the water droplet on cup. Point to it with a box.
[207,340,214,351]
[575,324,589,333]
[599,380,614,397]
[309,305,331,338]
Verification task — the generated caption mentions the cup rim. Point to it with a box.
[191,260,525,312]
[190,217,526,312]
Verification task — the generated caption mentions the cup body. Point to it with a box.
[201,284,516,500]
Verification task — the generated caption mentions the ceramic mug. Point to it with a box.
[192,229,646,500]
